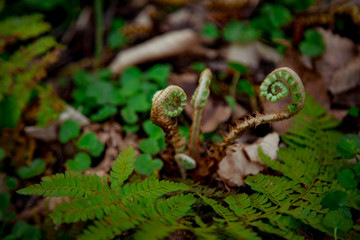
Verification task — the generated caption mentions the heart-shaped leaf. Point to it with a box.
[337,169,358,189]
[66,153,91,171]
[59,119,81,143]
[77,132,104,157]
[135,154,163,175]
[321,191,347,210]
[139,138,160,155]
[336,134,360,159]
[323,210,353,232]
[17,159,46,179]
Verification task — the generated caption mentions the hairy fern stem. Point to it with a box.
[213,67,305,160]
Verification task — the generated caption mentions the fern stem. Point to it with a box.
[334,227,338,240]
[188,68,212,159]
[214,67,305,160]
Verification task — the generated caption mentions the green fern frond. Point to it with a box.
[78,208,140,240]
[245,174,297,206]
[110,146,135,189]
[17,171,110,198]
[120,177,190,201]
[198,194,238,222]
[0,14,51,50]
[225,194,260,221]
[223,222,261,240]
[251,221,304,240]
[49,192,121,225]
[132,221,177,240]
[155,194,196,223]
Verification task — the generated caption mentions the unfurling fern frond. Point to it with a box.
[110,146,135,189]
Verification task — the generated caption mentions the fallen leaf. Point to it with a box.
[109,29,200,74]
[329,55,360,94]
[222,41,282,70]
[218,132,279,186]
[315,28,357,86]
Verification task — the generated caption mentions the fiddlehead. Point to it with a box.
[213,67,305,160]
[151,85,187,157]
[188,68,212,158]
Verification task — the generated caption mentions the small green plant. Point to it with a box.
[336,134,360,161]
[201,23,219,40]
[299,28,325,57]
[58,120,105,171]
[71,64,171,131]
[17,159,46,179]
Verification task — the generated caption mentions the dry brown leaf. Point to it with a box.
[84,122,139,177]
[315,28,358,86]
[217,132,279,186]
[222,41,282,70]
[329,55,360,94]
[201,98,231,133]
[109,29,200,74]
[24,105,90,142]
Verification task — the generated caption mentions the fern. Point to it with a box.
[17,171,110,198]
[0,14,62,128]
[198,194,238,222]
[17,97,360,239]
[0,14,51,51]
[155,194,196,223]
[110,146,135,189]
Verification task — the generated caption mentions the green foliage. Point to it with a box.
[59,119,81,143]
[275,0,314,11]
[135,154,163,175]
[0,14,62,129]
[139,138,160,155]
[17,159,46,179]
[0,192,10,211]
[66,153,91,171]
[348,106,359,117]
[337,134,360,159]
[0,14,50,50]
[0,148,4,161]
[337,169,358,189]
[191,62,207,73]
[323,210,353,232]
[110,146,134,188]
[228,61,249,74]
[202,23,219,39]
[107,18,127,49]
[77,132,104,157]
[2,221,41,240]
[223,20,260,43]
[17,97,360,239]
[299,29,325,57]
[71,65,169,130]
[321,191,347,210]
[225,96,236,112]
[5,177,17,190]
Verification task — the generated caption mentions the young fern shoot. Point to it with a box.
[151,85,187,157]
[188,68,212,159]
[213,67,305,160]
